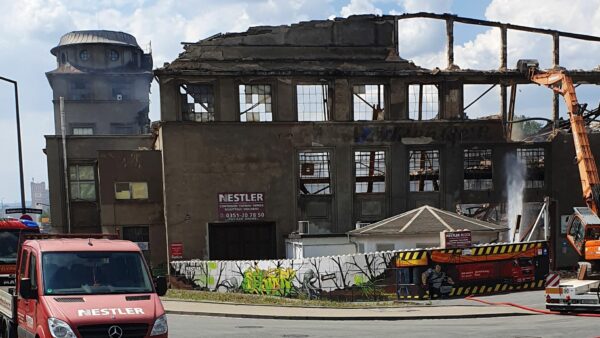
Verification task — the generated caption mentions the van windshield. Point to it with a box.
[42,252,153,295]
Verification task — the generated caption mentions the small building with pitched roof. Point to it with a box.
[348,205,508,253]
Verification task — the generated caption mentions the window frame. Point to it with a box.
[180,83,216,122]
[114,182,149,201]
[352,84,386,121]
[408,149,441,192]
[408,83,440,120]
[297,150,333,195]
[238,84,274,122]
[463,148,493,191]
[517,147,545,189]
[354,149,386,194]
[69,164,96,201]
[296,83,330,122]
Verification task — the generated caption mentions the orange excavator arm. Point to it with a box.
[518,60,600,215]
[518,60,600,263]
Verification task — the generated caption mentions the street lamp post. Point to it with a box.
[0,76,26,212]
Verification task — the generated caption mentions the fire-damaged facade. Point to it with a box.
[152,14,600,268]
[44,15,600,271]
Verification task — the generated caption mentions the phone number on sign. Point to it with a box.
[224,212,265,219]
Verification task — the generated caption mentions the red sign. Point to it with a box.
[0,264,15,274]
[218,192,265,221]
[441,230,472,249]
[170,243,183,259]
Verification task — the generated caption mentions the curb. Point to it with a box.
[161,298,485,309]
[164,309,535,320]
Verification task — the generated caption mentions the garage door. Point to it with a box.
[208,222,276,260]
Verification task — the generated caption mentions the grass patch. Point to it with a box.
[165,289,426,308]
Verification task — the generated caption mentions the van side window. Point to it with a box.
[29,254,37,289]
[19,250,28,276]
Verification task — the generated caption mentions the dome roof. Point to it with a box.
[51,30,142,55]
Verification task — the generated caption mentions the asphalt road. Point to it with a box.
[167,314,599,338]
[167,291,599,338]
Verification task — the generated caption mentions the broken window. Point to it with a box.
[464,148,493,190]
[297,84,329,121]
[408,84,439,120]
[115,182,149,200]
[239,84,272,122]
[408,150,440,192]
[353,84,384,121]
[69,164,96,201]
[517,148,545,188]
[180,84,215,122]
[70,80,90,100]
[298,151,331,195]
[355,151,386,193]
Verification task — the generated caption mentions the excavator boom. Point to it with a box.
[517,59,600,262]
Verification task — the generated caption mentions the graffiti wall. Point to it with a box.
[170,241,549,300]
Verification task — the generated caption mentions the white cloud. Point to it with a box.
[399,0,452,13]
[340,0,382,17]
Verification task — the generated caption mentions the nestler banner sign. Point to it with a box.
[77,308,144,316]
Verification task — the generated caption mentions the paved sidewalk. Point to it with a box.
[162,299,535,320]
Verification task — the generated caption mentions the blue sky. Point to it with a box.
[0,0,599,202]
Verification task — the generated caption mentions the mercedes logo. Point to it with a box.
[108,325,123,338]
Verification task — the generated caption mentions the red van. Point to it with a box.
[0,235,168,338]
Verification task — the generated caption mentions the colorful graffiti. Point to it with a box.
[241,267,296,296]
[170,241,549,300]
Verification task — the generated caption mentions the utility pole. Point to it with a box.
[0,76,26,213]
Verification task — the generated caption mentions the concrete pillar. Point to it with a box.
[333,79,351,121]
[389,78,407,120]
[500,25,507,71]
[446,18,455,69]
[218,78,237,122]
[276,78,296,122]
[441,81,462,119]
[334,144,353,232]
[158,79,180,121]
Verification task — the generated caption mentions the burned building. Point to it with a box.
[153,14,600,268]
[44,31,166,271]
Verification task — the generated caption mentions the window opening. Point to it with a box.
[408,84,439,120]
[409,150,440,192]
[517,148,545,188]
[109,49,119,62]
[297,84,329,121]
[239,84,272,122]
[180,84,215,122]
[464,149,493,190]
[70,81,90,100]
[72,127,94,135]
[298,151,331,195]
[79,50,89,61]
[353,84,384,120]
[355,151,386,193]
[115,182,148,200]
[69,165,96,201]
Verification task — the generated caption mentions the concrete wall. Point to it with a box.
[45,135,155,234]
[156,120,545,260]
[97,150,167,270]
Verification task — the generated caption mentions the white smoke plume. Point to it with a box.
[505,152,526,242]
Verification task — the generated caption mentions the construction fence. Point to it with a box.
[170,241,549,301]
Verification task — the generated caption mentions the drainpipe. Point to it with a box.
[60,97,71,233]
